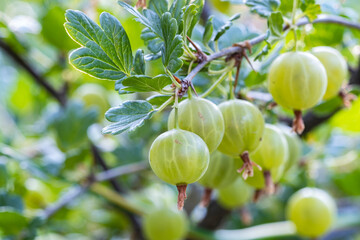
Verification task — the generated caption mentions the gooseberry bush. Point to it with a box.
[1,0,360,239]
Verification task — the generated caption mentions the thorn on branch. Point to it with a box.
[173,75,198,98]
[339,89,357,108]
[135,0,146,9]
[227,41,255,96]
[186,36,207,63]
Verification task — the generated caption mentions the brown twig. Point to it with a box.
[0,39,67,106]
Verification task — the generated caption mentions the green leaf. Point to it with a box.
[103,100,157,135]
[147,94,173,106]
[0,207,27,235]
[65,10,133,80]
[119,2,184,72]
[187,0,204,37]
[246,0,280,17]
[267,12,284,44]
[203,16,214,45]
[170,0,186,33]
[254,43,270,61]
[115,79,134,94]
[49,101,97,151]
[118,2,163,37]
[300,0,321,22]
[149,0,169,15]
[160,13,184,72]
[213,13,241,41]
[41,6,77,50]
[134,49,146,75]
[121,74,171,92]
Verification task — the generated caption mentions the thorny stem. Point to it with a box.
[238,151,262,180]
[166,68,181,88]
[177,184,187,210]
[293,110,305,134]
[200,188,213,207]
[187,35,207,63]
[263,170,275,195]
[183,14,360,86]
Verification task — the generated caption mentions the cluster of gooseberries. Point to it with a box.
[146,46,346,239]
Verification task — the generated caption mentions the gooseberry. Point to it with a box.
[311,46,347,100]
[149,129,210,210]
[217,177,252,209]
[250,124,288,194]
[268,52,327,134]
[282,128,302,173]
[143,207,189,240]
[168,96,225,153]
[217,99,265,179]
[287,188,336,238]
[198,151,239,206]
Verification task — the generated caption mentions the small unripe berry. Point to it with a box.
[149,129,210,210]
[287,188,336,238]
[168,97,225,153]
[311,46,347,100]
[217,177,252,209]
[143,207,189,240]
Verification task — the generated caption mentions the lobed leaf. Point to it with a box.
[133,49,146,75]
[267,12,284,44]
[103,100,157,135]
[119,1,184,72]
[121,74,171,92]
[246,0,280,17]
[65,10,133,80]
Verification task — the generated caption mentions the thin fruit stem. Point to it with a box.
[188,60,194,75]
[200,188,213,207]
[238,151,262,180]
[292,110,305,134]
[292,0,298,51]
[176,184,187,210]
[263,170,275,195]
[188,85,193,99]
[174,88,180,129]
[228,71,235,100]
[156,96,174,113]
[200,70,229,98]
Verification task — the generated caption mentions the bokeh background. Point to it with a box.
[1,0,360,239]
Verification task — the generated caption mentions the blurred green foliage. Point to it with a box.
[0,0,360,239]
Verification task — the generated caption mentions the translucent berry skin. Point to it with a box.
[149,129,210,185]
[311,46,347,100]
[244,165,284,189]
[282,130,302,172]
[268,52,327,110]
[251,124,288,170]
[143,208,188,240]
[198,151,239,189]
[168,97,225,153]
[217,100,265,157]
[217,177,252,209]
[287,188,336,238]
